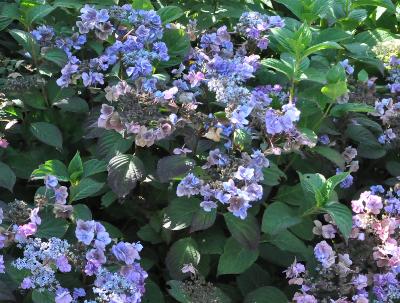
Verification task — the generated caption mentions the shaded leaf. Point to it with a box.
[107,154,145,197]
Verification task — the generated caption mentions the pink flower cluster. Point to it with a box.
[285,186,400,303]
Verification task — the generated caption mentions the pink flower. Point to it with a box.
[351,198,364,213]
[15,223,37,241]
[163,86,178,100]
[365,194,383,215]
[0,138,9,149]
[321,224,336,239]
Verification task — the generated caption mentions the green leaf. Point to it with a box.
[107,154,145,197]
[9,29,40,58]
[321,81,348,100]
[157,155,195,183]
[262,202,302,235]
[163,197,199,230]
[166,238,200,279]
[323,202,352,238]
[43,48,68,66]
[0,3,19,31]
[274,184,304,206]
[70,178,104,202]
[83,159,107,178]
[267,229,310,257]
[132,0,154,10]
[330,103,375,117]
[358,69,369,82]
[244,286,287,303]
[101,191,117,208]
[0,280,15,302]
[31,160,69,181]
[166,280,190,303]
[303,41,342,58]
[159,29,191,68]
[261,162,286,186]
[190,209,216,233]
[314,146,345,169]
[233,128,252,152]
[157,6,183,24]
[321,172,350,203]
[68,151,83,182]
[100,221,123,238]
[314,28,352,43]
[142,279,165,303]
[236,264,271,296]
[261,58,293,80]
[53,0,83,9]
[21,90,47,109]
[47,80,75,103]
[299,173,325,208]
[218,238,259,276]
[53,96,89,113]
[224,213,260,250]
[0,161,16,191]
[73,204,92,221]
[36,210,69,239]
[30,122,63,150]
[25,4,55,25]
[97,130,134,160]
[386,161,400,177]
[32,290,55,303]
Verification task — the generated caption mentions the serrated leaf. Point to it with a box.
[43,48,67,66]
[163,197,199,230]
[323,202,352,239]
[25,4,55,25]
[83,159,107,178]
[0,161,16,192]
[314,146,345,169]
[190,209,216,233]
[101,191,117,208]
[68,151,83,182]
[330,103,375,117]
[36,210,69,239]
[9,29,40,58]
[157,155,195,183]
[166,238,200,279]
[267,229,310,258]
[70,178,104,202]
[218,238,259,276]
[107,154,145,197]
[262,202,301,235]
[32,290,55,303]
[73,204,92,221]
[244,286,287,303]
[30,122,63,150]
[53,96,89,113]
[166,280,190,303]
[224,213,260,250]
[157,6,183,24]
[31,160,69,181]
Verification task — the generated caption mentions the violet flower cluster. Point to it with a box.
[284,186,400,303]
[236,12,285,50]
[177,149,269,219]
[37,4,169,88]
[374,97,400,145]
[0,175,148,302]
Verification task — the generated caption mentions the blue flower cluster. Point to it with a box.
[177,149,269,219]
[237,12,285,49]
[34,4,170,88]
[75,219,147,302]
